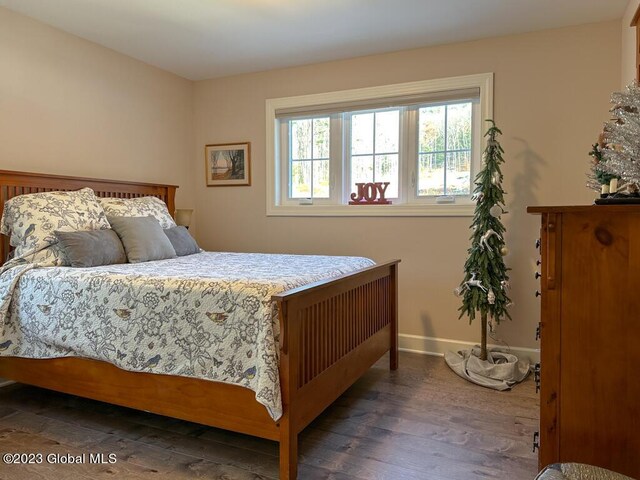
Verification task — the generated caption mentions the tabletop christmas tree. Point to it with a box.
[596,82,640,192]
[455,120,512,361]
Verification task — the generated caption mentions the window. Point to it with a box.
[267,73,493,216]
[417,102,472,197]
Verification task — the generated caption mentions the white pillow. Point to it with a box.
[99,196,176,229]
[0,187,110,264]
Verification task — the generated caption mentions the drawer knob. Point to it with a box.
[535,290,541,297]
[535,323,541,341]
[535,272,541,279]
[532,431,540,452]
[535,238,541,249]
[536,259,541,266]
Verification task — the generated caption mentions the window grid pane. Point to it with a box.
[313,159,330,198]
[351,155,373,185]
[417,102,472,197]
[313,117,330,159]
[291,119,311,160]
[418,153,445,196]
[351,113,374,155]
[446,150,471,195]
[289,117,331,199]
[291,160,312,198]
[374,154,399,198]
[350,109,399,196]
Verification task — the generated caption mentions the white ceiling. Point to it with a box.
[0,0,629,80]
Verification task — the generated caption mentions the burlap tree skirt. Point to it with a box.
[444,346,530,390]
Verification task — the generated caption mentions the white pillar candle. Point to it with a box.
[609,178,618,194]
[601,184,610,195]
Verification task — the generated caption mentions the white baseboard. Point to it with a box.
[399,333,540,363]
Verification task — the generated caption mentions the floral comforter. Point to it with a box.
[0,252,374,420]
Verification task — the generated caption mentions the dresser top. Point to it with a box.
[528,204,640,214]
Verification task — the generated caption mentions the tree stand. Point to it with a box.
[445,313,530,390]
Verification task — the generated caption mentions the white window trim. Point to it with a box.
[266,73,493,217]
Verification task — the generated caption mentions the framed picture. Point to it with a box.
[204,142,251,187]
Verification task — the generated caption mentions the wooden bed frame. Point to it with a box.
[0,169,399,480]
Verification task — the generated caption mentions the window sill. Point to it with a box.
[267,203,475,217]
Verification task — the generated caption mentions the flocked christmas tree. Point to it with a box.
[455,120,512,361]
[596,82,640,188]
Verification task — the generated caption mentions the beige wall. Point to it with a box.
[193,21,621,353]
[622,0,640,86]
[0,6,623,356]
[0,7,195,212]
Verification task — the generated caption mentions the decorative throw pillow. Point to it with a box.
[55,229,126,268]
[0,187,110,264]
[163,226,201,257]
[108,216,176,263]
[99,196,176,229]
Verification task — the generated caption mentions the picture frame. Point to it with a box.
[204,142,251,187]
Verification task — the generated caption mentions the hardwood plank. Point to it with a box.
[0,401,155,443]
[89,436,274,480]
[0,411,112,447]
[300,428,530,480]
[345,377,539,420]
[0,398,280,478]
[0,406,17,420]
[0,353,539,480]
[133,426,280,478]
[327,392,538,449]
[0,429,163,480]
[0,412,273,480]
[309,416,537,477]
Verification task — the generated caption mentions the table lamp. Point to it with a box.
[175,208,194,229]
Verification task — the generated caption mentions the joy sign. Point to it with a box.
[349,182,392,205]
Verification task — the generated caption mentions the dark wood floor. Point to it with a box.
[0,352,539,480]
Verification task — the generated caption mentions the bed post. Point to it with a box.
[277,300,299,480]
[390,261,399,371]
[279,416,297,480]
[165,185,176,218]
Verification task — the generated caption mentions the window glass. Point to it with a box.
[417,102,472,196]
[289,117,331,199]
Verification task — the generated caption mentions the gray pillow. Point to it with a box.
[108,216,176,263]
[164,226,200,257]
[55,229,126,268]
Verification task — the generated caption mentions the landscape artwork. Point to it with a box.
[205,142,251,186]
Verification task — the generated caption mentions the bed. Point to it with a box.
[0,169,399,480]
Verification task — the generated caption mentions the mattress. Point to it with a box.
[0,252,374,420]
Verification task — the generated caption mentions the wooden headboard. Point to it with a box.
[0,170,178,264]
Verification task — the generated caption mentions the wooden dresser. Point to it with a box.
[528,205,640,478]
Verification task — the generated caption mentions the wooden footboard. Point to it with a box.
[274,259,399,479]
